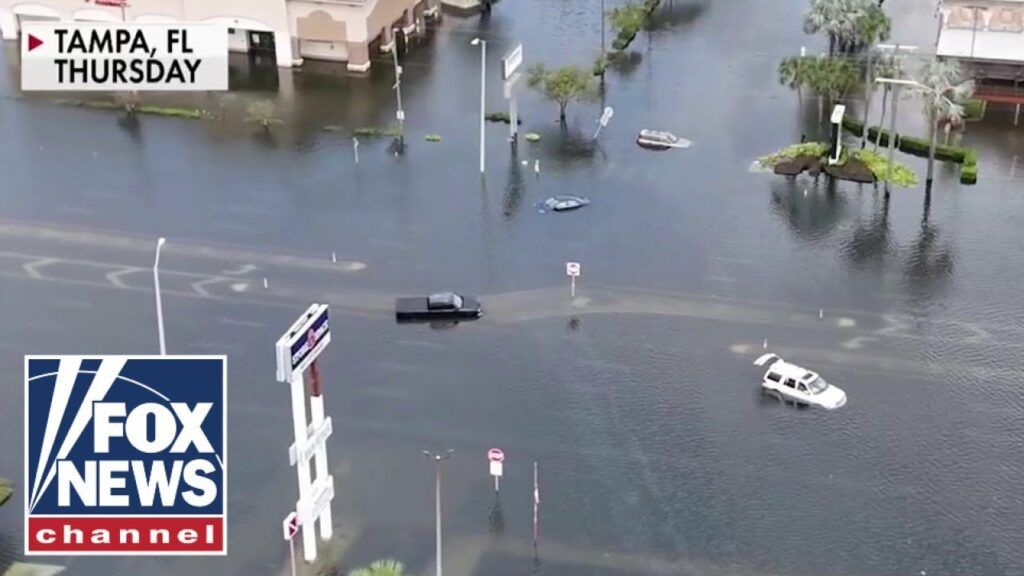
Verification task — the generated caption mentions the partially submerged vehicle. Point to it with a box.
[395,292,483,322]
[541,195,590,212]
[753,353,847,410]
[636,129,691,150]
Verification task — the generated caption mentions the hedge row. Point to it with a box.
[842,116,978,185]
[611,0,661,52]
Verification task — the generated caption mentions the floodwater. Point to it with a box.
[1,0,1023,575]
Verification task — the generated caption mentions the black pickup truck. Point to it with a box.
[395,292,483,322]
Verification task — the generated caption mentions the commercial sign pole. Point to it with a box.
[502,44,523,147]
[153,237,167,355]
[470,38,487,174]
[276,303,335,563]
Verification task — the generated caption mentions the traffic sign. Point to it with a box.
[282,511,299,541]
[502,44,523,80]
[488,448,505,462]
[599,106,614,127]
[566,262,581,277]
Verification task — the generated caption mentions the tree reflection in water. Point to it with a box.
[840,186,893,270]
[902,192,955,299]
[768,177,849,244]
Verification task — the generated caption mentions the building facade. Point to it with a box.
[0,0,438,71]
[936,0,1024,109]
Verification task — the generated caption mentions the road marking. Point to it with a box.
[23,258,58,279]
[217,318,265,328]
[106,267,144,288]
[192,277,228,297]
[841,336,878,350]
[394,340,446,350]
[230,282,249,292]
[52,299,94,310]
[220,264,258,276]
[836,317,857,328]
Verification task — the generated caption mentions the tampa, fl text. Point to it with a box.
[54,28,202,85]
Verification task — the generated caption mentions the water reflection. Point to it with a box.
[503,146,526,221]
[769,178,848,243]
[649,0,710,31]
[841,189,893,270]
[488,491,505,534]
[903,194,955,299]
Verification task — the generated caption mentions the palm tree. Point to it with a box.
[778,56,812,108]
[871,53,903,151]
[856,5,891,147]
[804,0,890,55]
[349,559,406,576]
[913,59,975,189]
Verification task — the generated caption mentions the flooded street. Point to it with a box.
[1,0,1023,575]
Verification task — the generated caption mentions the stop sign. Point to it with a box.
[488,448,505,463]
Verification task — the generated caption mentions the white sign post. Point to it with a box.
[282,512,299,576]
[488,448,505,492]
[593,106,614,139]
[276,303,335,564]
[502,44,523,145]
[566,262,581,298]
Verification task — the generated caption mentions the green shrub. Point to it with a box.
[853,149,918,187]
[757,142,829,168]
[425,134,442,142]
[963,99,986,121]
[524,132,541,142]
[843,117,977,168]
[353,126,401,138]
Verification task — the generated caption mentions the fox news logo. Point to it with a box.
[25,356,227,555]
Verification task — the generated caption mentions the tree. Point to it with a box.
[912,59,975,189]
[609,1,648,44]
[778,56,813,107]
[856,5,891,146]
[526,63,598,123]
[114,91,140,118]
[803,0,890,56]
[871,53,904,151]
[245,100,284,133]
[349,559,405,576]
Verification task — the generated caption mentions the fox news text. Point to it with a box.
[25,356,227,555]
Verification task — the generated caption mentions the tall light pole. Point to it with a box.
[392,28,405,148]
[153,237,167,355]
[423,449,453,576]
[470,38,486,174]
[867,44,918,150]
[874,77,922,196]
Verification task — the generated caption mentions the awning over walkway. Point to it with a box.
[937,28,1024,62]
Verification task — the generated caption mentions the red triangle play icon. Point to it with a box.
[27,34,43,52]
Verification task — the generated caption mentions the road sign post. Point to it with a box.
[488,448,505,492]
[283,512,299,576]
[276,304,335,563]
[566,262,581,298]
[593,106,614,140]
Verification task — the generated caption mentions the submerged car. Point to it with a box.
[636,129,691,150]
[395,292,483,322]
[541,195,590,212]
[753,353,847,410]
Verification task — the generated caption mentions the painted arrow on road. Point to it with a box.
[191,277,229,297]
[23,258,58,279]
[220,264,258,276]
[105,267,144,288]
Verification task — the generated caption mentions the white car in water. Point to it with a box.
[754,353,847,410]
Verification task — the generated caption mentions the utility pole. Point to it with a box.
[424,450,454,576]
[392,28,405,149]
[875,77,921,196]
[872,44,918,151]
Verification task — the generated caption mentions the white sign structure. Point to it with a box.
[21,22,228,91]
[276,304,335,564]
[594,106,614,139]
[502,44,523,80]
[502,43,523,143]
[488,448,504,491]
[566,262,581,298]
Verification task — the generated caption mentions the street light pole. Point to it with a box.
[471,38,486,174]
[423,449,453,576]
[153,237,167,355]
[392,28,405,147]
[874,77,921,196]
